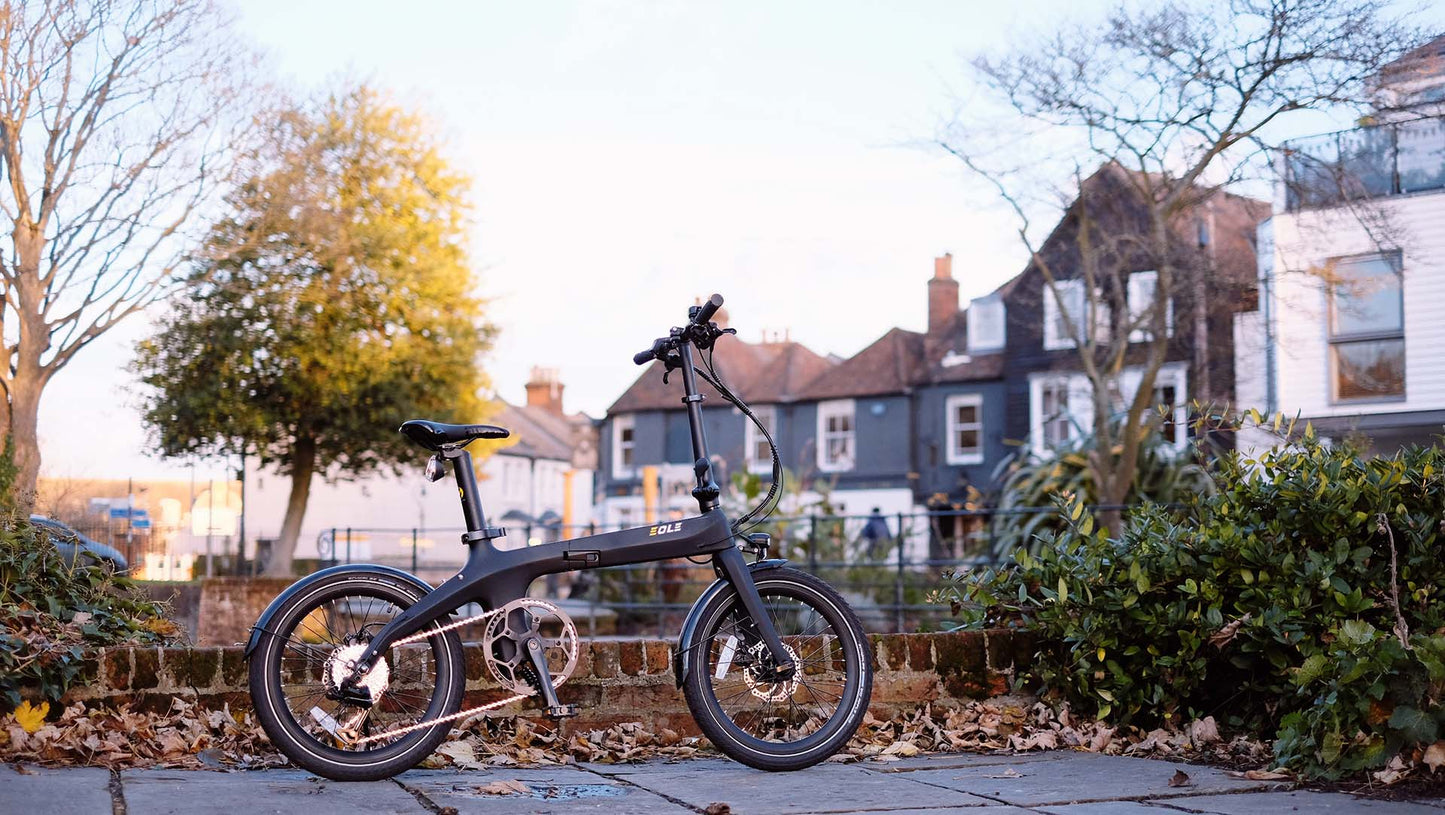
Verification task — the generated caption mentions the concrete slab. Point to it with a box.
[581,758,997,814]
[0,764,113,815]
[121,767,426,815]
[1133,790,1445,814]
[896,753,1287,807]
[397,767,691,814]
[1033,804,1166,815]
[860,751,1087,773]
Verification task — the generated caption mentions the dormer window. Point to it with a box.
[966,295,1006,353]
[1127,270,1173,342]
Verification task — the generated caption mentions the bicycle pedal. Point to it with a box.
[545,704,578,719]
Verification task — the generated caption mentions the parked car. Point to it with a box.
[29,515,129,573]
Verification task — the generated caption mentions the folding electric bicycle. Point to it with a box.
[246,295,875,781]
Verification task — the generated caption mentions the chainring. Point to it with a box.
[482,598,579,695]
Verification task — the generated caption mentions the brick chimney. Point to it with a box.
[928,253,959,336]
[524,366,565,416]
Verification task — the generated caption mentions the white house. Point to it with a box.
[1244,36,1445,452]
[244,367,598,569]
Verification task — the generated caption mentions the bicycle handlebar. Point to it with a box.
[693,293,724,325]
[634,294,726,365]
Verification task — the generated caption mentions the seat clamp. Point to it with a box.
[461,527,506,544]
[682,394,704,404]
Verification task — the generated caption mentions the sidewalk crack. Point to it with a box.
[576,764,707,813]
[392,777,451,814]
[109,768,127,815]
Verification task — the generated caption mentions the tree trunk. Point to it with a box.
[7,220,53,507]
[266,435,317,577]
[8,375,44,508]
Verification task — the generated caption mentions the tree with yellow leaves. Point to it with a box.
[134,85,495,576]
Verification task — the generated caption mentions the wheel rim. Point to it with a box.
[698,581,862,754]
[271,586,449,756]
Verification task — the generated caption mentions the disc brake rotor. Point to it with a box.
[482,598,579,694]
[743,642,800,702]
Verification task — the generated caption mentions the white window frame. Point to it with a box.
[1127,270,1174,343]
[1028,373,1093,457]
[816,399,856,472]
[1043,279,1081,350]
[1149,364,1189,451]
[944,393,985,465]
[744,405,777,474]
[966,295,1006,353]
[611,414,636,480]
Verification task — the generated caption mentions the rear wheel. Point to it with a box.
[681,567,873,771]
[248,571,464,781]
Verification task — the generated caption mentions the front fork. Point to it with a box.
[714,546,795,679]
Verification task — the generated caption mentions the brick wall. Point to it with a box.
[194,578,294,647]
[67,630,1034,733]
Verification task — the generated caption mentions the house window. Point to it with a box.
[612,415,636,479]
[1040,381,1072,447]
[1148,365,1188,450]
[944,394,984,465]
[1127,270,1173,342]
[1043,279,1083,350]
[967,295,1006,352]
[1328,253,1404,402]
[816,399,855,472]
[744,405,777,473]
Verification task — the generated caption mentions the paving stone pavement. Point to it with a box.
[4,752,1444,814]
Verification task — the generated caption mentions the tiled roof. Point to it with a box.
[491,401,589,462]
[607,339,834,413]
[794,328,934,400]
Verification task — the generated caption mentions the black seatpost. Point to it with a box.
[677,342,721,512]
[449,448,488,535]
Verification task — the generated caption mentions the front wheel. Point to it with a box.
[681,567,873,771]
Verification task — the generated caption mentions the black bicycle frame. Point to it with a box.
[346,339,793,677]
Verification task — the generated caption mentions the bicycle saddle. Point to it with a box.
[399,419,510,451]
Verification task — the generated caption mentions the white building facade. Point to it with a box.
[1247,39,1445,451]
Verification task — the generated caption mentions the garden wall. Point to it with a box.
[64,629,1034,734]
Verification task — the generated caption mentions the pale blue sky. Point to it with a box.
[36,1,1443,482]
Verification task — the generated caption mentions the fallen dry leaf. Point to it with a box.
[703,804,732,815]
[1424,742,1445,774]
[477,780,531,796]
[1167,769,1192,787]
[1208,614,1252,649]
[13,701,48,735]
[1237,768,1291,781]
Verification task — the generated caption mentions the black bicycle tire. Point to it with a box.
[248,572,465,781]
[681,567,873,771]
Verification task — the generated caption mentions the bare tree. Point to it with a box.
[941,0,1423,529]
[0,0,254,500]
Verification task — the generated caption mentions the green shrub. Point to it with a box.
[948,432,1445,778]
[0,516,173,708]
[986,420,1216,561]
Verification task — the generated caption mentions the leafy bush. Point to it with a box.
[949,432,1445,778]
[986,420,1216,560]
[0,516,174,709]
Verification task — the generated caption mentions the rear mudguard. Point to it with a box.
[243,563,435,658]
[672,558,789,688]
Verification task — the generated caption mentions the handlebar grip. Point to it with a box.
[633,348,656,365]
[693,293,723,325]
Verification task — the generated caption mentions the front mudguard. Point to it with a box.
[672,558,789,688]
[243,563,435,658]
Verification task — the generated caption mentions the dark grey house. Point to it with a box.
[595,167,1267,532]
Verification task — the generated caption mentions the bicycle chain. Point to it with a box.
[347,605,536,746]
